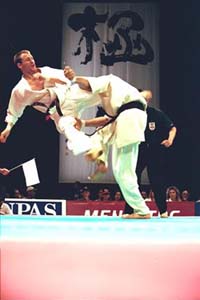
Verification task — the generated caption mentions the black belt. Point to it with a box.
[53,98,63,116]
[87,100,145,136]
[31,97,63,117]
[104,100,145,122]
[117,100,145,115]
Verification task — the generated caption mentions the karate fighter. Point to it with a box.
[0,49,97,155]
[64,71,151,219]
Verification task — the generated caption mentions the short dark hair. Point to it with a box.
[13,49,31,65]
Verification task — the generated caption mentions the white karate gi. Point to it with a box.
[83,74,150,214]
[5,66,95,155]
[6,70,150,214]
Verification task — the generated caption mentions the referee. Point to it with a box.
[124,90,177,218]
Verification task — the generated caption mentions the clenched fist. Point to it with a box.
[64,66,76,81]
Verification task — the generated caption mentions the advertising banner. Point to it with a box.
[5,198,66,216]
[66,201,195,217]
[5,199,196,217]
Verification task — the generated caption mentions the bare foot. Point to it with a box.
[121,213,151,219]
[85,149,103,161]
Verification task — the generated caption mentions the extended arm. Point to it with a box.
[84,116,110,127]
[0,122,14,143]
[161,126,177,147]
[0,88,27,143]
[74,116,110,131]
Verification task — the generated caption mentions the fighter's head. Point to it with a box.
[13,49,37,74]
[140,90,152,104]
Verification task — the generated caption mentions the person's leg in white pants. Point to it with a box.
[112,143,150,216]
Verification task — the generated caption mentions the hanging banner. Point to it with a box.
[60,2,159,183]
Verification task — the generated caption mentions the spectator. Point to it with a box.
[80,186,92,201]
[139,190,151,202]
[13,188,24,199]
[140,190,148,200]
[148,189,155,202]
[114,191,123,201]
[0,199,12,215]
[26,186,37,199]
[166,186,181,202]
[95,188,104,201]
[101,188,111,201]
[181,189,191,201]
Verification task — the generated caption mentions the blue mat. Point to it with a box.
[1,215,200,244]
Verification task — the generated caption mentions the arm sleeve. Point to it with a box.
[158,110,175,129]
[5,89,27,125]
[42,66,70,83]
[86,74,112,94]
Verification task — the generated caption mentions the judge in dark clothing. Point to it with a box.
[124,90,177,218]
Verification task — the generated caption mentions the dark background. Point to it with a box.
[0,0,200,199]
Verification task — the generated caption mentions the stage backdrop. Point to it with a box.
[59,2,159,183]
